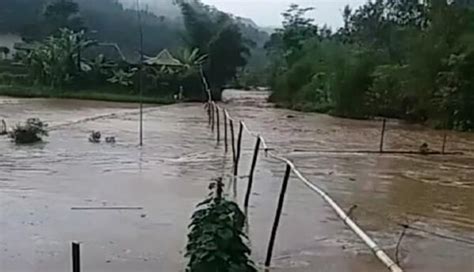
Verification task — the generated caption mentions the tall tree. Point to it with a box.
[208,23,249,92]
[177,0,249,100]
[44,0,85,34]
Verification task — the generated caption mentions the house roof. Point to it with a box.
[13,42,39,51]
[144,49,182,66]
[84,43,126,62]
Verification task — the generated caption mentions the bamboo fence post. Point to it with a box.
[72,242,80,272]
[265,164,291,267]
[441,132,447,154]
[207,103,211,126]
[395,226,407,265]
[244,137,261,209]
[224,110,228,152]
[215,106,220,143]
[230,119,236,162]
[380,119,387,152]
[234,122,244,176]
[210,103,215,133]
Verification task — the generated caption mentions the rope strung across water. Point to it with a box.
[210,101,403,272]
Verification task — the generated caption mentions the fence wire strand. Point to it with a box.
[352,205,474,246]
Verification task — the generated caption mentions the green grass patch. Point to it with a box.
[0,84,175,105]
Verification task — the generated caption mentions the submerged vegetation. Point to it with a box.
[266,1,474,131]
[8,118,48,144]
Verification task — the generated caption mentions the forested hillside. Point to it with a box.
[0,0,268,60]
[267,1,474,131]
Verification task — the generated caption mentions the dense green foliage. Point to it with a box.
[0,0,269,101]
[177,0,251,100]
[0,0,183,57]
[186,179,256,272]
[268,1,474,130]
[20,29,99,88]
[0,0,267,101]
[0,84,175,104]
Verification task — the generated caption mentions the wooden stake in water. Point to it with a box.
[441,132,447,154]
[210,103,215,133]
[216,106,220,143]
[207,103,211,126]
[379,119,387,152]
[265,164,291,267]
[224,110,228,152]
[72,242,81,272]
[234,122,243,176]
[230,119,236,162]
[244,137,261,209]
[136,0,144,146]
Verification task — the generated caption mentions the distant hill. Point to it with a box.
[260,26,277,35]
[118,0,182,18]
[0,0,269,61]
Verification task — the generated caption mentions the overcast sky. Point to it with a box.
[203,0,366,28]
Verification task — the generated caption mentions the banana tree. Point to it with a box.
[22,28,97,88]
[83,54,115,83]
[176,47,207,71]
[108,68,136,87]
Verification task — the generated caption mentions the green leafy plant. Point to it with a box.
[21,28,97,88]
[8,118,48,144]
[108,68,136,87]
[185,178,257,272]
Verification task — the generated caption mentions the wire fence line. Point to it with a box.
[205,101,403,272]
[211,101,474,245]
[351,204,474,246]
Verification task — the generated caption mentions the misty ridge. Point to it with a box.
[0,0,269,60]
[118,0,182,18]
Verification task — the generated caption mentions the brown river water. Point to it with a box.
[0,90,473,272]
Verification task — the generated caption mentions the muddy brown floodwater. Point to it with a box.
[1,90,473,272]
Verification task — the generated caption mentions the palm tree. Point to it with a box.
[23,28,97,87]
[175,47,207,70]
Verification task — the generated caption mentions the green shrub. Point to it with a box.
[0,61,28,75]
[0,73,30,85]
[185,179,256,272]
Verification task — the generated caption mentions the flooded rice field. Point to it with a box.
[1,90,473,272]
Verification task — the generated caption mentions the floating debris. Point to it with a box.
[105,136,116,143]
[0,119,7,135]
[419,142,430,154]
[89,131,101,143]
